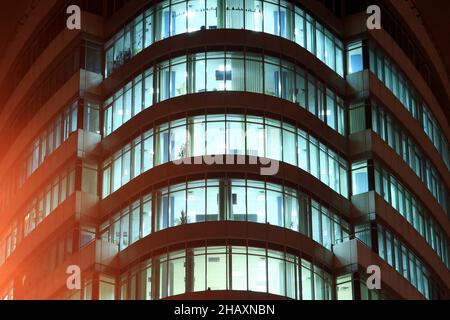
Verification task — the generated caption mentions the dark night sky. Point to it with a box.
[0,0,448,78]
[413,0,450,81]
[0,1,32,54]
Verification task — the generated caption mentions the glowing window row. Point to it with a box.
[105,0,344,78]
[374,164,449,269]
[99,178,350,252]
[118,245,333,300]
[371,103,449,216]
[350,102,449,216]
[0,101,77,214]
[367,43,450,171]
[0,165,76,266]
[378,225,432,299]
[101,114,349,198]
[351,161,449,269]
[104,51,345,137]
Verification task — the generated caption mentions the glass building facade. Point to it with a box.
[365,41,450,171]
[101,114,349,199]
[119,244,334,300]
[0,0,448,301]
[0,165,76,265]
[351,160,449,269]
[377,224,433,299]
[100,178,350,251]
[104,51,346,137]
[0,101,78,213]
[350,102,449,216]
[105,0,344,78]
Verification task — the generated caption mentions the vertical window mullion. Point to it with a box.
[298,257,302,300]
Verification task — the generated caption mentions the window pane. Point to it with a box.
[192,250,206,292]
[247,185,266,223]
[226,0,244,29]
[312,204,321,244]
[206,54,225,92]
[352,161,369,195]
[144,71,153,108]
[266,123,282,160]
[207,251,227,290]
[263,1,277,36]
[172,58,187,98]
[187,187,205,223]
[301,260,313,300]
[227,120,245,155]
[347,42,363,74]
[112,156,122,192]
[309,138,319,178]
[246,121,265,157]
[130,205,140,244]
[206,120,225,155]
[143,133,154,171]
[172,1,187,36]
[245,0,263,32]
[191,54,206,93]
[283,128,296,165]
[246,54,263,93]
[142,197,152,237]
[248,252,267,292]
[227,56,244,91]
[230,184,246,221]
[187,0,205,32]
[206,184,220,221]
[294,7,305,46]
[144,11,154,47]
[231,252,247,290]
[170,123,187,161]
[206,0,220,29]
[171,189,187,227]
[168,257,186,296]
[285,188,299,231]
[120,214,129,250]
[267,188,283,227]
[268,256,285,296]
[264,60,280,97]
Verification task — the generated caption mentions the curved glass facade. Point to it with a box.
[350,102,449,216]
[105,0,344,78]
[118,244,333,300]
[101,114,349,199]
[0,165,76,266]
[373,163,449,269]
[103,51,345,137]
[3,0,450,302]
[371,103,449,216]
[351,160,449,269]
[367,42,450,171]
[377,224,434,299]
[100,178,350,251]
[0,101,78,213]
